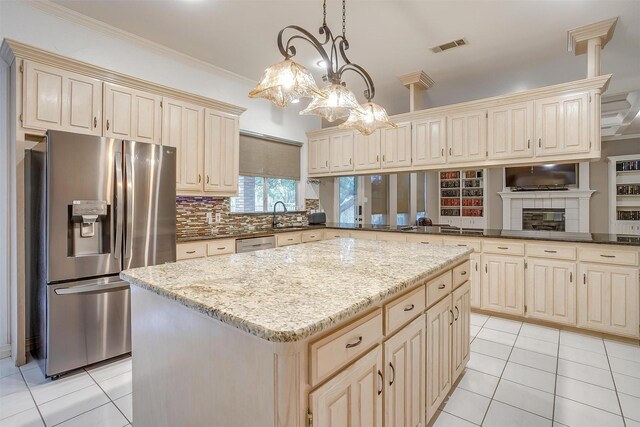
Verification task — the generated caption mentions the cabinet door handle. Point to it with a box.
[544,250,557,253]
[420,242,430,244]
[460,271,467,276]
[377,370,383,395]
[389,362,396,386]
[198,174,202,183]
[497,246,509,250]
[454,306,459,321]
[403,304,415,312]
[345,336,363,348]
[449,147,452,155]
[600,254,615,258]
[438,284,446,289]
[382,154,386,162]
[583,273,586,284]
[538,138,541,148]
[485,264,488,273]
[441,148,444,157]
[216,247,225,250]
[94,117,97,128]
[475,263,478,271]
[186,250,196,254]
[106,119,110,131]
[376,155,379,162]
[527,139,530,149]
[349,158,352,165]
[449,310,454,325]
[206,175,210,184]
[570,272,573,283]
[457,244,467,247]
[325,160,328,167]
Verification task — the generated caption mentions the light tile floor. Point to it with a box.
[0,354,132,427]
[434,313,640,427]
[1,314,639,427]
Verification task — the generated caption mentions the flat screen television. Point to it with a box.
[505,164,578,189]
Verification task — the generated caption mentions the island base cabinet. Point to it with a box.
[426,296,452,422]
[481,255,525,316]
[383,316,425,427]
[578,263,639,338]
[452,282,471,383]
[309,346,383,427]
[525,259,576,325]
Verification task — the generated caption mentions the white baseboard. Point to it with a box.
[0,343,11,359]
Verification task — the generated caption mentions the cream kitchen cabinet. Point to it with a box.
[412,117,446,166]
[481,254,525,316]
[330,131,354,173]
[578,263,639,338]
[451,281,471,383]
[308,136,331,175]
[470,254,481,309]
[535,92,590,156]
[425,294,452,421]
[23,60,102,136]
[381,122,412,169]
[354,131,381,171]
[309,346,383,427]
[383,316,425,427]
[487,101,533,159]
[204,109,239,195]
[525,258,576,326]
[162,97,204,193]
[103,83,162,144]
[447,109,487,164]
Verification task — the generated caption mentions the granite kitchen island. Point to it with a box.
[121,238,473,427]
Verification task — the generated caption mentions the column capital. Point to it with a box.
[567,17,618,55]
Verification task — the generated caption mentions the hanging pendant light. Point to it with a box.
[300,83,365,122]
[248,0,395,134]
[339,102,398,135]
[248,59,324,108]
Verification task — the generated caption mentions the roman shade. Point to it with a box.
[239,132,301,180]
[397,173,410,214]
[371,175,388,215]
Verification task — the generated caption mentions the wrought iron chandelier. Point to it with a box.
[248,0,396,135]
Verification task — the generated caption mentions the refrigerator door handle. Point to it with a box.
[114,152,123,260]
[54,281,129,295]
[125,153,134,260]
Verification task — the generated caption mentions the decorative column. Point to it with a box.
[399,71,435,112]
[567,17,618,79]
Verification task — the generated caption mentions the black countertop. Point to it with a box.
[177,223,640,247]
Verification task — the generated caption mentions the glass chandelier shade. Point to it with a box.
[300,83,365,122]
[339,102,397,135]
[248,59,324,108]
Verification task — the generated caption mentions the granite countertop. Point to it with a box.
[121,239,472,342]
[177,223,640,246]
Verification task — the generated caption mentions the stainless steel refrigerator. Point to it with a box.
[27,130,176,377]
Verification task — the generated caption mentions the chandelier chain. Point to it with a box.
[342,0,346,38]
[322,0,327,26]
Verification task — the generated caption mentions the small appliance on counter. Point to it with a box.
[308,212,326,225]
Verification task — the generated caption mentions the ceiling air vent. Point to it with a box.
[431,38,468,53]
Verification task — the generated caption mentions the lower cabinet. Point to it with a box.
[469,254,481,309]
[426,295,452,421]
[309,346,383,427]
[481,254,525,316]
[525,258,576,325]
[451,282,471,383]
[384,316,425,427]
[578,263,639,338]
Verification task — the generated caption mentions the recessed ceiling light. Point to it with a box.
[316,60,327,69]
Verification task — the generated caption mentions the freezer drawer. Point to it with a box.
[46,277,131,376]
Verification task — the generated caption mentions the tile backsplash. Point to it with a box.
[176,197,320,239]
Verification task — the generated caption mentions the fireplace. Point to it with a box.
[522,208,565,231]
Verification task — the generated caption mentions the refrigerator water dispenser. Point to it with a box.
[69,200,110,256]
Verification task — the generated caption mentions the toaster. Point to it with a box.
[308,212,326,225]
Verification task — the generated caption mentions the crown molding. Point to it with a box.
[27,0,256,85]
[399,71,435,90]
[567,17,618,55]
[1,39,246,116]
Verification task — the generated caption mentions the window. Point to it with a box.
[338,177,357,224]
[371,175,388,225]
[231,176,298,213]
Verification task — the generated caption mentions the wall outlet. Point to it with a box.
[215,212,222,222]
[297,216,303,221]
[206,212,213,225]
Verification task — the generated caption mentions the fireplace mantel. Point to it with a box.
[498,190,595,199]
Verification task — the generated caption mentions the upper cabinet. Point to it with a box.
[329,131,354,173]
[487,101,533,159]
[204,109,239,195]
[23,60,102,136]
[104,83,162,144]
[535,93,590,156]
[308,136,331,175]
[412,117,446,166]
[447,110,487,163]
[354,131,381,171]
[162,97,204,192]
[381,122,412,169]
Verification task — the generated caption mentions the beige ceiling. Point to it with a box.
[51,0,640,116]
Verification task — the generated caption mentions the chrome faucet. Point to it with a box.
[272,201,287,228]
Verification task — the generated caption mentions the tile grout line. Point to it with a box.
[603,341,628,427]
[17,365,47,427]
[86,366,133,424]
[551,331,561,426]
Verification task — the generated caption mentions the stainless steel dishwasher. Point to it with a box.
[236,235,276,253]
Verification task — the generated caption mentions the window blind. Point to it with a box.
[239,132,301,180]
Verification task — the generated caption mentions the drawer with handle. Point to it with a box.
[301,230,323,243]
[527,243,576,260]
[206,239,235,256]
[309,310,382,386]
[323,229,350,240]
[578,247,639,266]
[384,285,426,335]
[176,242,207,260]
[406,235,443,246]
[442,238,482,253]
[276,232,302,247]
[453,260,471,289]
[426,271,452,307]
[483,240,525,256]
